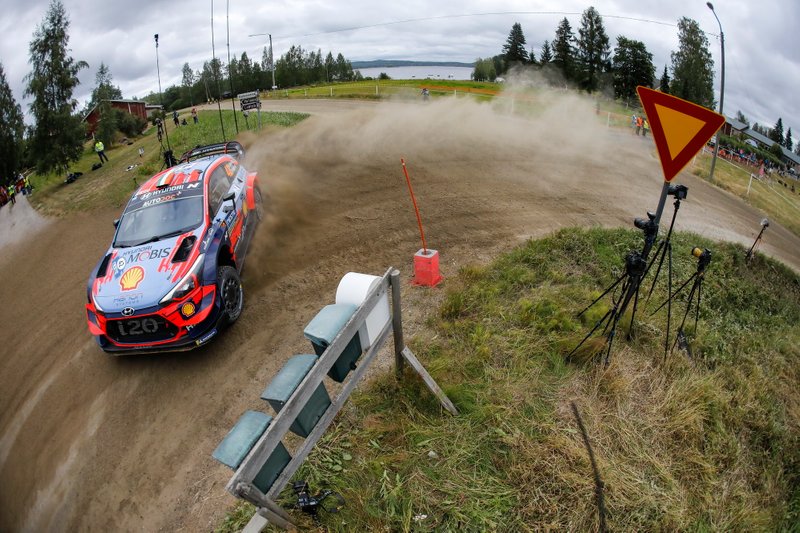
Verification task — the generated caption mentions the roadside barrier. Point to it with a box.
[212,268,458,530]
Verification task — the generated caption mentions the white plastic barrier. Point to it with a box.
[335,272,391,349]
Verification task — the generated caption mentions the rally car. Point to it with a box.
[85,141,262,354]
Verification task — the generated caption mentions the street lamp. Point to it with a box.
[154,33,175,167]
[707,2,725,183]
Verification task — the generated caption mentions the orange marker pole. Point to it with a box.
[401,158,427,254]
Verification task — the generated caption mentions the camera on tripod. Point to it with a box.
[634,210,658,240]
[291,480,344,516]
[760,218,769,228]
[668,184,688,200]
[691,247,712,272]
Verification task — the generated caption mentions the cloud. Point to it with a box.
[2,0,798,142]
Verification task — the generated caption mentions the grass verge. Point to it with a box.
[217,227,799,532]
[27,109,308,216]
[691,150,800,237]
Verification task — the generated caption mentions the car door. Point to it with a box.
[208,159,247,255]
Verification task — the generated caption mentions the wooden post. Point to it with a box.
[401,347,459,416]
[390,269,405,379]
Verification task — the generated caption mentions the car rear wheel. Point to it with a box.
[218,266,243,324]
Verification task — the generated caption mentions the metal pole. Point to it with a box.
[269,34,277,90]
[226,0,239,134]
[707,3,725,183]
[390,269,405,379]
[211,0,227,141]
[154,34,171,153]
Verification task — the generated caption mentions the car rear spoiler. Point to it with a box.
[179,141,245,164]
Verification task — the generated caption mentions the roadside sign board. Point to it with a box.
[636,86,725,182]
[238,91,261,112]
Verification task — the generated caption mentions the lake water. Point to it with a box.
[356,65,474,81]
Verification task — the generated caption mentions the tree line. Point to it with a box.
[0,0,362,182]
[473,9,713,108]
[472,6,797,159]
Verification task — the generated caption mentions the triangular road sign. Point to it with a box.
[636,86,725,182]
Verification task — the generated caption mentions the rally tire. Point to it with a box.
[217,266,244,325]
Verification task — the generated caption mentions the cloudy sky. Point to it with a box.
[1,0,798,141]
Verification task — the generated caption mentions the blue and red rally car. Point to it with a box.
[86,141,262,354]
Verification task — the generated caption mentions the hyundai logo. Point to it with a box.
[122,307,135,316]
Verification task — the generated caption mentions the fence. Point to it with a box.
[212,268,458,531]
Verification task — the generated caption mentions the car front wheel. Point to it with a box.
[217,266,243,325]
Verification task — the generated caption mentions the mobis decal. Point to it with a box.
[113,246,172,278]
[120,266,145,291]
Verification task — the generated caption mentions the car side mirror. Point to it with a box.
[113,218,120,228]
[222,192,235,213]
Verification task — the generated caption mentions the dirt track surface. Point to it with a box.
[1,95,799,532]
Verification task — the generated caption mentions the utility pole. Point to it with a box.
[269,34,277,90]
[707,2,725,183]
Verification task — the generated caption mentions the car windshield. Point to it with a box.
[114,196,204,247]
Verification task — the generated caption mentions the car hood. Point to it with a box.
[92,230,202,313]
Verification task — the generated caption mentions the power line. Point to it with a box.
[249,11,680,41]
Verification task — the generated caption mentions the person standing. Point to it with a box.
[7,184,15,205]
[95,139,109,163]
[191,107,198,124]
[172,110,179,127]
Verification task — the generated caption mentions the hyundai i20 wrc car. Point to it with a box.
[85,141,262,354]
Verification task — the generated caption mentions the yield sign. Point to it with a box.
[636,86,725,182]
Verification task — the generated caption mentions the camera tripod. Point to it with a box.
[745,218,769,262]
[155,120,177,170]
[567,206,663,366]
[641,185,688,358]
[650,247,712,358]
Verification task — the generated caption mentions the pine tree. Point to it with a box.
[611,36,655,101]
[0,61,25,183]
[659,65,670,93]
[540,40,553,64]
[502,23,529,65]
[785,128,793,151]
[92,63,120,145]
[576,6,610,92]
[770,118,784,144]
[735,110,750,127]
[24,0,88,175]
[670,17,715,108]
[182,62,195,106]
[552,18,576,82]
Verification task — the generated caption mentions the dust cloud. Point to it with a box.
[237,88,646,293]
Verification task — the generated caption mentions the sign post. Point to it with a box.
[238,91,262,130]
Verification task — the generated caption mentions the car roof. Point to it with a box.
[123,158,225,215]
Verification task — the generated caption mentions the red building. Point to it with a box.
[83,99,148,137]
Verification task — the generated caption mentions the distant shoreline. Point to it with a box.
[351,59,474,69]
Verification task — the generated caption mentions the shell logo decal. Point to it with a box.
[120,266,145,291]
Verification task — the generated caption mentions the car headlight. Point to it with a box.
[91,292,105,313]
[160,254,205,305]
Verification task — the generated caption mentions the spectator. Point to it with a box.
[172,110,179,127]
[191,107,198,124]
[95,140,109,163]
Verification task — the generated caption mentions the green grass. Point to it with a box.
[27,109,308,216]
[263,79,502,101]
[691,151,800,237]
[218,227,800,532]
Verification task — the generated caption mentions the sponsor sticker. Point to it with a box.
[195,328,217,346]
[120,266,145,291]
[112,292,143,306]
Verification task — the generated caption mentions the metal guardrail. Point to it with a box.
[217,268,458,530]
